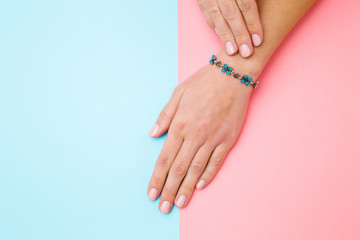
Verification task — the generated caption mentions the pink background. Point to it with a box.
[178,0,360,239]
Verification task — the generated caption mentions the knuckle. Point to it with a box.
[190,160,204,173]
[220,127,236,143]
[246,22,258,32]
[233,30,249,41]
[211,157,223,168]
[205,137,220,149]
[162,187,177,197]
[192,125,205,138]
[168,125,181,138]
[157,153,172,168]
[187,123,208,142]
[221,3,237,21]
[171,163,187,176]
[150,177,163,186]
[180,184,194,195]
[210,154,224,168]
[218,31,231,41]
[173,120,186,132]
[208,7,220,18]
[238,0,252,12]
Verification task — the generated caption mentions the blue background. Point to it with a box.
[0,0,178,239]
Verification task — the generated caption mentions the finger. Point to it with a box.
[218,0,253,58]
[149,85,185,137]
[147,130,184,202]
[236,0,263,47]
[207,0,238,55]
[158,139,201,214]
[196,143,231,189]
[174,143,214,208]
[197,0,215,30]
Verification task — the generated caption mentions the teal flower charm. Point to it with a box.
[209,55,216,64]
[241,75,252,86]
[221,64,232,75]
[208,54,259,89]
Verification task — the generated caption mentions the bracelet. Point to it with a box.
[209,55,259,89]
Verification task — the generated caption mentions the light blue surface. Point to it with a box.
[0,0,178,239]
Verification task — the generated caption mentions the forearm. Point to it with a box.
[217,0,317,79]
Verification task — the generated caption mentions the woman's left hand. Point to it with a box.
[147,52,258,213]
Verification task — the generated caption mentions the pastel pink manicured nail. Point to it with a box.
[214,27,218,35]
[226,42,236,55]
[240,44,251,57]
[148,188,158,201]
[176,195,186,208]
[149,123,159,137]
[252,34,262,47]
[160,201,171,214]
[196,179,206,189]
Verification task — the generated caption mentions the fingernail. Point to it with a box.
[240,44,251,57]
[160,201,171,214]
[251,34,262,47]
[214,27,218,35]
[196,179,206,189]
[149,123,159,137]
[148,188,158,201]
[226,42,236,55]
[176,195,186,208]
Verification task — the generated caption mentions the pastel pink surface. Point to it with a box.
[178,0,360,239]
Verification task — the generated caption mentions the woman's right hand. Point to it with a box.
[197,0,263,58]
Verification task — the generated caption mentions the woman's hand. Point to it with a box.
[147,52,259,213]
[197,0,263,58]
[147,0,316,214]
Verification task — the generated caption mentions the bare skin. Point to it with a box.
[197,0,264,57]
[148,0,317,214]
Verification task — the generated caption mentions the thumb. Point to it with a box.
[149,85,184,137]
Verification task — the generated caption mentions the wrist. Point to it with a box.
[215,49,265,80]
[206,54,258,95]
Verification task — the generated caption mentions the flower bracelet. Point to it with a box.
[209,55,259,89]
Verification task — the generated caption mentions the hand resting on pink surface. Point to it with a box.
[147,0,316,213]
[148,51,256,213]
